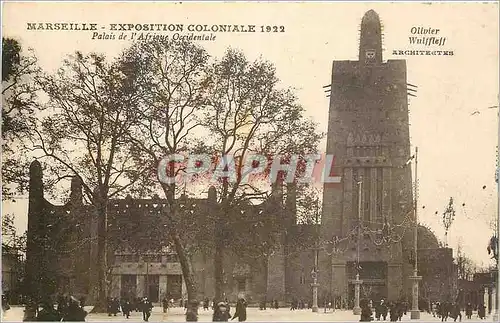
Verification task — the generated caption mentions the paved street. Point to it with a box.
[2,306,497,322]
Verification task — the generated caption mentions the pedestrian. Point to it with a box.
[107,297,113,316]
[290,298,296,311]
[122,298,131,319]
[232,298,247,322]
[440,301,449,322]
[136,297,142,312]
[273,299,279,309]
[112,298,120,316]
[259,298,267,310]
[375,300,381,321]
[162,297,169,313]
[36,301,61,321]
[397,302,404,321]
[381,300,388,321]
[465,303,472,320]
[389,302,398,322]
[62,296,87,321]
[376,299,387,321]
[213,301,231,322]
[478,304,485,319]
[1,294,10,312]
[79,297,86,308]
[141,297,153,322]
[57,295,68,317]
[203,298,210,311]
[360,299,373,322]
[449,303,461,322]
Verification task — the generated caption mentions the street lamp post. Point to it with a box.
[410,147,422,320]
[353,179,363,316]
[312,198,320,313]
[311,269,319,312]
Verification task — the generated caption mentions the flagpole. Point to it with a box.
[410,148,421,320]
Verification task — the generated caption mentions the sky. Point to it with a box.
[2,2,499,266]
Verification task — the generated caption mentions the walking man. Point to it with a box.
[141,297,153,322]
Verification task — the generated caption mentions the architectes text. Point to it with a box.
[157,154,342,185]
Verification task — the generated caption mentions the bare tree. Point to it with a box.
[456,241,476,281]
[2,213,27,253]
[29,51,147,312]
[201,48,323,300]
[296,185,322,225]
[119,39,210,303]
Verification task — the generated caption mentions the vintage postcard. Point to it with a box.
[1,1,499,322]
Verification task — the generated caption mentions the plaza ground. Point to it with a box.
[2,306,497,322]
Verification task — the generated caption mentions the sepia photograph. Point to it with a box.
[1,1,499,322]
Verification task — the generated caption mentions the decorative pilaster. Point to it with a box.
[387,263,403,301]
[110,275,121,298]
[332,264,347,305]
[492,285,497,315]
[137,275,146,298]
[370,167,377,225]
[342,167,354,235]
[485,287,490,313]
[266,242,285,302]
[382,168,392,222]
[159,275,168,300]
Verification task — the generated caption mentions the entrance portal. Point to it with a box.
[146,275,159,302]
[121,275,137,300]
[347,261,388,304]
[348,283,388,304]
[167,275,182,300]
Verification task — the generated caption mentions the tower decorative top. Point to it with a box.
[359,9,383,64]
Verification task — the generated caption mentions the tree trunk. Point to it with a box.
[172,233,198,301]
[214,225,224,302]
[161,182,199,303]
[214,188,232,303]
[90,201,108,313]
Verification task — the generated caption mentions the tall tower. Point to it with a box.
[319,10,414,304]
